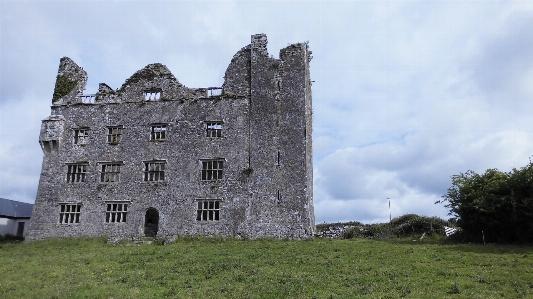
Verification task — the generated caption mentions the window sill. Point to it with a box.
[200,180,224,183]
[143,181,167,185]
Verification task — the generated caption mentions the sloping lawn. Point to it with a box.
[1,237,532,298]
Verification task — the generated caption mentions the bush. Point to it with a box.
[438,160,533,243]
[391,214,450,238]
[0,234,24,243]
[320,214,452,240]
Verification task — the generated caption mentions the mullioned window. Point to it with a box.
[59,203,81,224]
[201,159,224,181]
[144,160,166,181]
[66,163,88,183]
[196,200,220,221]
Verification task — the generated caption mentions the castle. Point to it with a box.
[27,34,314,241]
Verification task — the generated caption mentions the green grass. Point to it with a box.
[1,237,532,298]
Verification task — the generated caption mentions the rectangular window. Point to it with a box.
[144,90,161,101]
[59,204,81,224]
[201,160,224,181]
[144,161,165,181]
[100,163,121,183]
[196,200,220,221]
[106,203,128,223]
[67,163,88,183]
[73,129,89,145]
[206,122,222,137]
[207,87,222,97]
[151,125,167,141]
[107,126,122,144]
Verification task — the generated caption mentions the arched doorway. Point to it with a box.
[144,208,159,237]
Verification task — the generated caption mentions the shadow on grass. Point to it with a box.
[0,234,24,244]
[389,236,533,254]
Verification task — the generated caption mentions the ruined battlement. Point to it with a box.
[51,34,312,106]
[28,34,314,242]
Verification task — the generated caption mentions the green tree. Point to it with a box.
[439,160,533,243]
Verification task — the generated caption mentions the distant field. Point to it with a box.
[0,237,532,298]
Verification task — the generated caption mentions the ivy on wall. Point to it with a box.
[52,75,78,102]
[117,64,178,94]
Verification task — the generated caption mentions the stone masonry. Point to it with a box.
[27,34,315,241]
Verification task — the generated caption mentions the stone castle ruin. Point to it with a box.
[27,34,314,241]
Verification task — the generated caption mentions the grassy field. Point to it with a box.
[0,237,532,298]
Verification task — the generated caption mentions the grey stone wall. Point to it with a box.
[27,34,314,241]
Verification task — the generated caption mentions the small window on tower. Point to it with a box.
[205,122,222,138]
[107,126,123,144]
[144,90,162,101]
[73,128,89,145]
[150,125,167,141]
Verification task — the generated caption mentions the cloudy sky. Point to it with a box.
[1,0,533,224]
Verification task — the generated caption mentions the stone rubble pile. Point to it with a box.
[317,225,356,239]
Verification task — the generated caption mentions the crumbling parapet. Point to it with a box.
[94,83,116,103]
[222,46,251,97]
[52,57,88,105]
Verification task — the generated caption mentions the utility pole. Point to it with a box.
[388,198,392,239]
[388,198,391,222]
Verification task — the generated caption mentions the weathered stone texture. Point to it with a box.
[27,34,314,242]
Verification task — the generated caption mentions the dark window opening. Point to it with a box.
[201,160,224,181]
[59,204,81,223]
[67,164,88,183]
[41,140,59,153]
[107,127,122,144]
[144,161,165,181]
[196,200,220,221]
[100,163,121,183]
[73,129,89,145]
[106,203,128,223]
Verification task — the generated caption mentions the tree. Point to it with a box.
[438,160,533,243]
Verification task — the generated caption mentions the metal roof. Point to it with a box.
[0,198,33,218]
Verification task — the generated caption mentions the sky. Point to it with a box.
[1,0,533,224]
